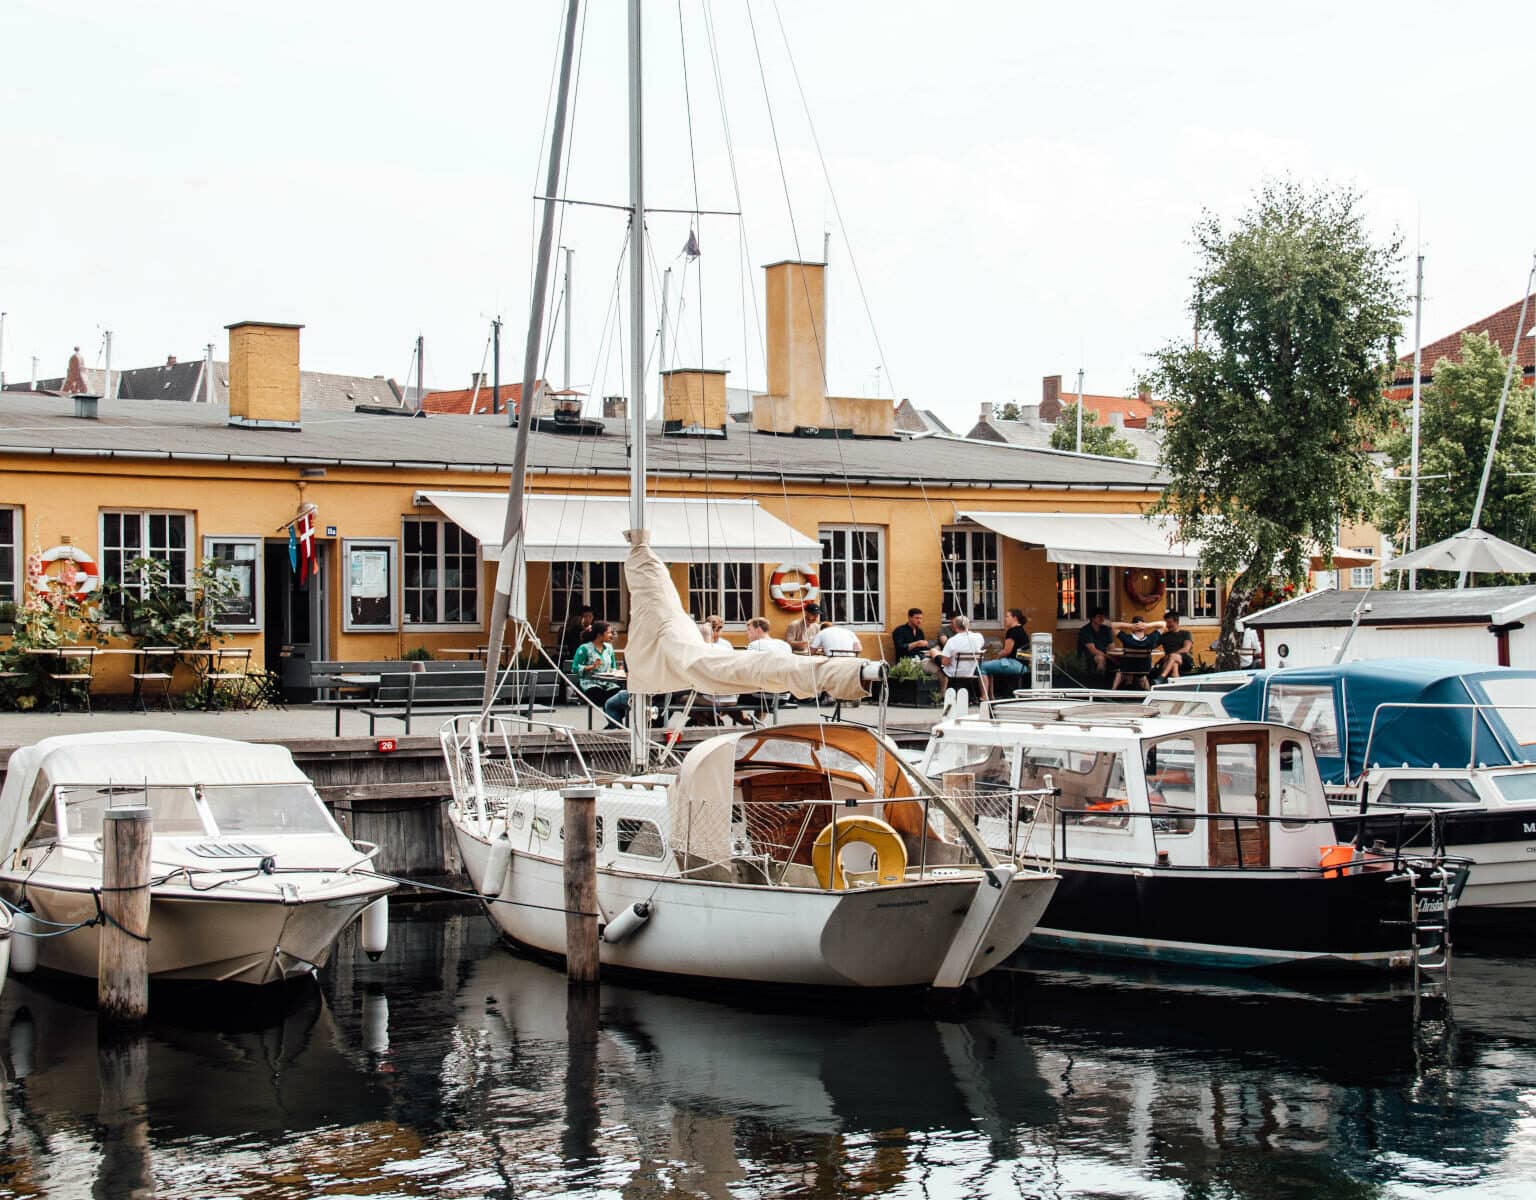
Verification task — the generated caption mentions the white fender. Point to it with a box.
[481,838,512,897]
[361,897,389,961]
[8,910,35,974]
[600,901,652,944]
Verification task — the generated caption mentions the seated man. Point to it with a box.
[934,614,986,690]
[785,602,821,653]
[978,608,1029,700]
[891,606,941,680]
[1111,615,1158,691]
[745,616,792,655]
[809,620,862,656]
[1156,611,1196,679]
[1236,619,1262,669]
[1077,608,1112,676]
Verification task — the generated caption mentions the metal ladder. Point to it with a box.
[1407,858,1455,1021]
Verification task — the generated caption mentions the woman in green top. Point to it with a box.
[571,621,621,708]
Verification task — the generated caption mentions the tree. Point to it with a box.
[1150,180,1404,667]
[1379,332,1536,585]
[1049,403,1138,458]
[997,401,1022,421]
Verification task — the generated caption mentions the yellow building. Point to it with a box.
[1,278,1224,699]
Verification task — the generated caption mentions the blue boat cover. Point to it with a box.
[1217,659,1536,784]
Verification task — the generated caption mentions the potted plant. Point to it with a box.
[886,655,937,706]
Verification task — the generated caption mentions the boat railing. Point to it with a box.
[1359,702,1536,777]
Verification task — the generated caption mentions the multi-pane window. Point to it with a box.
[403,518,479,626]
[551,562,624,627]
[0,507,18,604]
[101,511,191,616]
[1165,569,1219,619]
[1056,564,1111,622]
[688,562,754,624]
[1349,547,1376,589]
[941,529,999,624]
[818,526,883,627]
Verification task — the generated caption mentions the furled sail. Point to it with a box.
[622,534,870,701]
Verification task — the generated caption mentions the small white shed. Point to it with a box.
[1244,584,1536,669]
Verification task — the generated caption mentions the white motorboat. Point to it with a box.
[0,731,394,985]
[919,701,1467,971]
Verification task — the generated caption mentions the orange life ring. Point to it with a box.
[769,563,820,612]
[1121,568,1165,609]
[33,544,100,599]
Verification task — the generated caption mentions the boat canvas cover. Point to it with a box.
[1219,660,1536,784]
[622,536,868,701]
[0,731,310,856]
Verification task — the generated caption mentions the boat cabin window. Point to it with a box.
[200,784,336,836]
[1145,738,1197,811]
[1377,777,1481,807]
[1475,678,1536,746]
[1277,739,1310,826]
[927,741,1015,793]
[1042,748,1130,830]
[1493,773,1536,804]
[1265,685,1341,757]
[617,817,665,859]
[59,785,206,839]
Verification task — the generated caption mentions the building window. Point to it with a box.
[344,539,398,631]
[551,562,624,628]
[403,518,479,626]
[203,536,261,629]
[1165,569,1219,619]
[1349,547,1376,589]
[0,507,18,605]
[941,529,999,624]
[688,562,755,624]
[1056,564,1111,622]
[818,526,884,627]
[101,511,191,617]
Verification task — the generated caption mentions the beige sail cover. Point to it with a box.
[623,535,869,701]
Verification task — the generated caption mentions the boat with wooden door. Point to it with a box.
[918,701,1467,971]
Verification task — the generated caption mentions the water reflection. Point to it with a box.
[0,904,1530,1198]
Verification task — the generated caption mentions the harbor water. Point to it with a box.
[1,903,1532,1199]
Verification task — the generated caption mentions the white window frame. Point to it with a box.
[402,517,481,630]
[0,505,20,607]
[1348,546,1376,590]
[343,538,399,633]
[941,527,1001,626]
[549,561,626,631]
[687,562,756,627]
[1055,563,1112,625]
[817,525,885,630]
[202,535,263,631]
[100,509,195,620]
[1164,569,1220,622]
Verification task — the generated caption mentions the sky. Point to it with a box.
[2,0,1532,432]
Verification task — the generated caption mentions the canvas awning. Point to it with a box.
[956,511,1202,570]
[415,491,818,563]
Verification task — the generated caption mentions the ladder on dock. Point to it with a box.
[1406,858,1455,1022]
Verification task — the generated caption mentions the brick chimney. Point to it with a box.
[470,371,486,389]
[1041,375,1063,422]
[603,395,627,420]
[663,369,728,435]
[226,321,303,430]
[979,401,994,423]
[166,355,178,366]
[752,260,828,433]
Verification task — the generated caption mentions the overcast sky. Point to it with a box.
[2,1,1531,431]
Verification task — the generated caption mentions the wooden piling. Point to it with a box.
[944,771,977,826]
[562,785,599,984]
[99,806,152,1022]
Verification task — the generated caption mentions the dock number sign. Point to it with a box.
[376,738,398,753]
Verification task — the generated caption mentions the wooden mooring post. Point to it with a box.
[562,785,599,984]
[943,771,977,826]
[99,807,152,1023]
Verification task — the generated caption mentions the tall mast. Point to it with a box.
[656,266,670,418]
[1074,367,1084,454]
[628,0,646,533]
[1407,253,1424,591]
[415,334,425,411]
[563,247,574,392]
[103,330,113,402]
[478,0,582,715]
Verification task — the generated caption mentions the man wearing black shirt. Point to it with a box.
[891,608,931,658]
[1157,611,1196,679]
[1077,608,1112,674]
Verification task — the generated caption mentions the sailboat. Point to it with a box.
[442,0,1058,989]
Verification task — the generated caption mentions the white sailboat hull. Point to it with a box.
[454,826,1054,988]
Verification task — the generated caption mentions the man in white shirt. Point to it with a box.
[935,614,985,683]
[809,620,863,656]
[745,616,792,655]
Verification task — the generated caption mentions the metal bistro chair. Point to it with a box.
[205,646,254,708]
[50,646,99,713]
[944,652,984,704]
[130,646,179,712]
[821,647,861,720]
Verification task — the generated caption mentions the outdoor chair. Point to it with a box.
[130,646,179,712]
[205,646,254,708]
[50,646,99,713]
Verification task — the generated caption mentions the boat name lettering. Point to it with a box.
[874,899,929,909]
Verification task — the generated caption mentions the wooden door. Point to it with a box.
[1206,732,1270,868]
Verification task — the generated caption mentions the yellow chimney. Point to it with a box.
[226,321,303,430]
[752,260,827,434]
[662,368,728,435]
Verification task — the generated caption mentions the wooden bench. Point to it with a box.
[307,660,560,734]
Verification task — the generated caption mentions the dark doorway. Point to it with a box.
[265,540,329,699]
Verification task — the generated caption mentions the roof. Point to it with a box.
[1243,585,1536,629]
[1393,293,1536,384]
[0,393,1169,488]
[894,399,953,435]
[965,416,1161,460]
[421,382,530,415]
[5,362,405,411]
[1069,391,1155,426]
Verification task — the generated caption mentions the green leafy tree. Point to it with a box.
[997,401,1022,421]
[1150,180,1404,667]
[1379,332,1536,586]
[1050,403,1138,459]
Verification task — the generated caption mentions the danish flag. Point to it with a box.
[296,510,316,583]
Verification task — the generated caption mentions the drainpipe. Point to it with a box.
[1488,622,1521,667]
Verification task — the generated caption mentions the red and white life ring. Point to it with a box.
[769,563,820,612]
[33,544,100,599]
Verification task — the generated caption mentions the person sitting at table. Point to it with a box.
[571,621,623,719]
[809,619,862,656]
[745,617,792,655]
[1077,608,1113,676]
[785,602,821,652]
[933,613,986,689]
[1111,615,1159,691]
[559,605,595,663]
[1156,611,1196,679]
[892,606,942,680]
[978,608,1030,700]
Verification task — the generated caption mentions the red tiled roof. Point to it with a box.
[1055,391,1157,427]
[1394,294,1536,384]
[421,381,539,415]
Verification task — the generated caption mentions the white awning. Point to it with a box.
[957,511,1202,570]
[416,491,819,563]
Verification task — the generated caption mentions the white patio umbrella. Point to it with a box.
[1381,527,1536,576]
